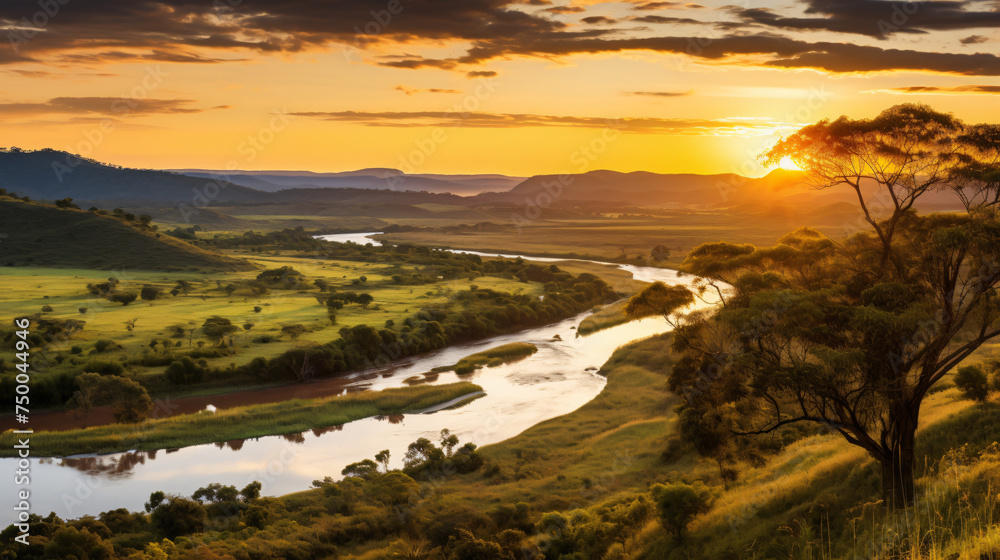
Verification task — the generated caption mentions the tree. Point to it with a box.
[954,365,990,402]
[641,105,1000,509]
[202,316,237,346]
[68,373,154,423]
[54,197,80,209]
[650,483,709,541]
[109,292,138,306]
[140,286,162,301]
[375,449,391,473]
[342,459,380,479]
[149,496,206,538]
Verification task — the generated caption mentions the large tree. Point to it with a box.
[630,104,1000,508]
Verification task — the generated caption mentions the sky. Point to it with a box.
[1,0,999,176]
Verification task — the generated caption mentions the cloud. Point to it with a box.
[729,0,1000,39]
[626,90,694,96]
[581,16,617,24]
[0,97,226,118]
[870,85,1000,94]
[544,5,587,13]
[383,34,1000,76]
[629,15,701,24]
[467,70,499,78]
[395,85,463,95]
[961,34,992,44]
[632,2,684,10]
[0,0,997,79]
[289,109,792,135]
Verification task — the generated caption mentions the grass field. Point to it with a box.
[0,253,543,401]
[7,381,483,457]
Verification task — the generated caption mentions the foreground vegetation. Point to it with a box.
[7,330,1000,559]
[6,382,483,457]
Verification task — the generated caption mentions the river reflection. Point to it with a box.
[2,236,713,522]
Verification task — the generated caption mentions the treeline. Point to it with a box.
[240,261,615,383]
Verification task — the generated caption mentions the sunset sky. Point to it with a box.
[2,0,999,176]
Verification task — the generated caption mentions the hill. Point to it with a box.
[0,148,270,205]
[0,198,253,271]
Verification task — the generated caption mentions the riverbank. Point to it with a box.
[6,381,483,457]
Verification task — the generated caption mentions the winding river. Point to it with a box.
[1,234,707,524]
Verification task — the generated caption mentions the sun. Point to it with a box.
[778,156,802,171]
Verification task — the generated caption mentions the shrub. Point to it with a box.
[650,482,710,540]
[94,339,116,352]
[41,305,53,313]
[140,286,162,301]
[165,357,205,385]
[955,365,990,402]
[84,359,125,377]
[109,292,138,306]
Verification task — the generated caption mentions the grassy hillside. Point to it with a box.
[0,198,252,271]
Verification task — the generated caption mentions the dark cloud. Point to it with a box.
[544,6,587,13]
[387,34,1000,76]
[467,70,499,78]
[629,15,702,24]
[0,0,563,63]
[289,109,781,134]
[632,2,684,9]
[961,34,992,44]
[581,16,617,24]
[876,85,1000,94]
[0,97,225,117]
[730,0,1000,39]
[0,0,996,78]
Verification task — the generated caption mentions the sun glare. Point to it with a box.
[778,156,802,171]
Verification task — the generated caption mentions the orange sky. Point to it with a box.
[1,0,999,176]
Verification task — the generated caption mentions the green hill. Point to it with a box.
[0,198,253,271]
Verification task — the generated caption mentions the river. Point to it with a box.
[1,233,707,523]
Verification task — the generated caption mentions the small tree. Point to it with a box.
[202,316,237,347]
[955,365,990,402]
[109,292,138,306]
[650,482,709,541]
[140,286,161,301]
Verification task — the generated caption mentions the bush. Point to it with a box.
[84,359,125,377]
[165,357,205,385]
[140,286,162,301]
[955,365,990,402]
[94,339,116,353]
[109,292,138,306]
[650,482,710,540]
[41,305,53,313]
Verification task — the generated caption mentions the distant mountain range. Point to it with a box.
[0,149,968,215]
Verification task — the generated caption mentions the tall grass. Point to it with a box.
[10,381,482,457]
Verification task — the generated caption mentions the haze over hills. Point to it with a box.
[175,168,525,195]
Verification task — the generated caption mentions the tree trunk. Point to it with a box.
[880,421,917,509]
